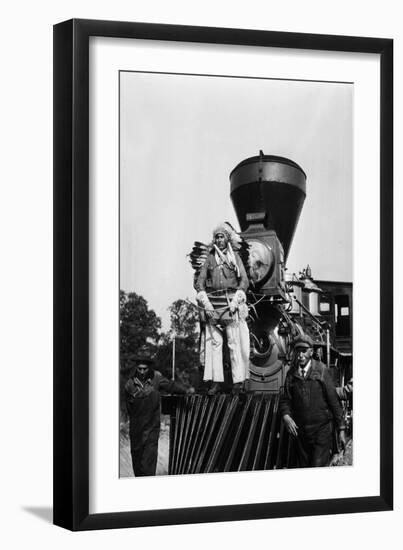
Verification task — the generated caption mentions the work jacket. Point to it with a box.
[126,370,187,443]
[279,360,346,432]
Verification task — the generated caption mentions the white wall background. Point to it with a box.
[0,0,400,547]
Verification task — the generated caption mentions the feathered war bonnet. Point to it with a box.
[211,222,241,249]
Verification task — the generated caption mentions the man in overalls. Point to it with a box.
[125,355,193,476]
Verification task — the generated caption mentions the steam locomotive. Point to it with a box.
[163,152,352,474]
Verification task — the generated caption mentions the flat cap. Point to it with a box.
[127,353,155,366]
[293,334,314,349]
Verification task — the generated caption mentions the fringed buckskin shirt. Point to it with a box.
[196,248,249,293]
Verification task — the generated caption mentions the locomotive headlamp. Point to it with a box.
[248,240,274,284]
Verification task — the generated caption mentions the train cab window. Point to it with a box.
[335,295,350,337]
[320,301,330,312]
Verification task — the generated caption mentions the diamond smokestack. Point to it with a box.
[230,152,306,259]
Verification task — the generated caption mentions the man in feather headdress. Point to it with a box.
[195,223,250,395]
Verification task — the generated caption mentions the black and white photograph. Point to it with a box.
[0,0,399,542]
[119,71,353,478]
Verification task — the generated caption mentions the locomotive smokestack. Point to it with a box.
[230,152,306,259]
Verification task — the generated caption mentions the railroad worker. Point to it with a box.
[279,335,346,467]
[125,354,194,476]
[195,223,250,395]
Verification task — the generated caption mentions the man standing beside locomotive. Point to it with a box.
[280,335,347,467]
[125,354,194,476]
[196,223,250,395]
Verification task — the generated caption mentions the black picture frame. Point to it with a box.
[53,18,393,531]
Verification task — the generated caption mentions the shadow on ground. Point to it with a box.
[23,506,53,523]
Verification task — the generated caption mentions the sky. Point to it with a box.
[120,71,352,329]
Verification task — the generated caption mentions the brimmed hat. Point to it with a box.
[133,355,155,366]
[293,334,314,349]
